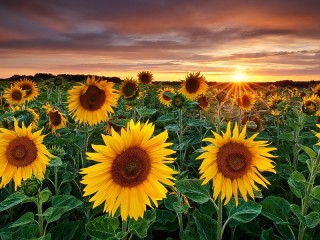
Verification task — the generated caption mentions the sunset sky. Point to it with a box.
[0,0,319,82]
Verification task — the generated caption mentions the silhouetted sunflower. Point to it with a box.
[237,92,255,111]
[0,119,53,190]
[67,76,118,126]
[120,78,139,100]
[137,71,153,84]
[197,94,210,111]
[81,120,177,220]
[197,122,276,206]
[180,72,208,100]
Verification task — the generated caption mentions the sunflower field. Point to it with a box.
[0,72,320,240]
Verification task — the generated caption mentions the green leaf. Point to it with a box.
[300,145,317,159]
[290,204,305,224]
[310,186,320,212]
[110,119,129,128]
[192,208,217,240]
[44,195,82,224]
[10,212,35,228]
[136,108,157,117]
[165,124,179,132]
[156,113,176,123]
[51,221,80,240]
[261,227,283,240]
[128,218,148,238]
[225,199,262,227]
[0,191,32,212]
[288,171,307,199]
[186,119,210,127]
[86,215,119,239]
[164,194,179,212]
[278,132,294,141]
[12,224,39,239]
[49,156,63,167]
[305,212,320,228]
[180,229,199,240]
[172,202,189,213]
[175,179,211,204]
[261,196,291,225]
[154,209,176,224]
[40,188,52,203]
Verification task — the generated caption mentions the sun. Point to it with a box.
[234,72,245,83]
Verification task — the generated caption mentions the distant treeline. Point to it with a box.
[0,73,319,88]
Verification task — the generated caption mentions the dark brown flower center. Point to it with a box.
[6,137,37,167]
[162,91,171,101]
[239,95,251,108]
[217,142,252,179]
[186,77,200,93]
[49,111,62,126]
[21,84,32,96]
[111,146,150,187]
[197,96,209,110]
[80,85,106,111]
[12,90,23,100]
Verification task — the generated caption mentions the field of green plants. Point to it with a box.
[0,72,320,240]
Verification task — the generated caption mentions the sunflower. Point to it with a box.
[158,87,175,107]
[137,71,153,84]
[316,124,320,146]
[197,122,276,206]
[81,120,177,220]
[267,94,284,109]
[197,94,210,111]
[216,91,228,103]
[0,97,10,109]
[180,72,208,100]
[3,85,26,105]
[67,76,118,126]
[11,106,39,130]
[171,93,185,108]
[120,78,139,100]
[43,104,67,134]
[241,115,263,132]
[302,94,320,116]
[237,92,255,111]
[312,83,320,97]
[0,119,53,190]
[15,78,39,102]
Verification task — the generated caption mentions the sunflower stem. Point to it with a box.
[121,219,128,240]
[298,151,320,240]
[178,108,184,170]
[54,166,59,196]
[216,197,223,240]
[216,102,222,133]
[37,194,44,237]
[293,105,304,169]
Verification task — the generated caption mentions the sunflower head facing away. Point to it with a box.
[137,71,153,84]
[120,78,139,100]
[0,119,53,190]
[81,120,177,220]
[197,122,276,206]
[171,93,185,109]
[197,94,210,111]
[180,72,208,100]
[11,106,39,130]
[302,94,320,116]
[67,76,119,126]
[237,92,255,111]
[43,104,67,134]
[158,87,175,107]
[15,78,39,102]
[3,85,26,105]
